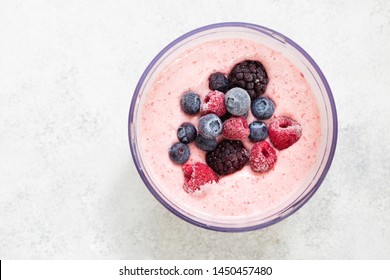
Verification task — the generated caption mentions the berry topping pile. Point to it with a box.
[168,59,302,193]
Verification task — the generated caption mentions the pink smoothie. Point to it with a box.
[138,38,321,219]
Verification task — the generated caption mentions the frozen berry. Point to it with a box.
[251,97,275,120]
[169,142,190,164]
[224,87,251,116]
[201,90,227,117]
[198,113,222,139]
[183,162,219,193]
[180,91,201,115]
[209,72,228,93]
[250,141,277,173]
[177,122,197,144]
[206,140,250,176]
[195,134,218,152]
[222,116,250,140]
[249,121,268,142]
[268,116,302,150]
[228,60,269,99]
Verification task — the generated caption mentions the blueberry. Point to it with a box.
[251,97,275,120]
[195,135,218,152]
[249,121,268,142]
[209,72,228,93]
[180,91,201,115]
[177,122,197,144]
[198,113,223,139]
[168,142,190,164]
[224,87,251,116]
[220,108,247,122]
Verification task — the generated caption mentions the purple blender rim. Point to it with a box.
[128,22,338,232]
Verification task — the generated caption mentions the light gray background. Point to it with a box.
[1,0,389,259]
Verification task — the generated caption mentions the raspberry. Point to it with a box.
[228,60,269,99]
[201,91,227,117]
[206,140,250,176]
[268,116,302,150]
[183,162,219,193]
[222,116,250,140]
[250,141,277,173]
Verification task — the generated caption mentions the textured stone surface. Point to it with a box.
[0,0,390,259]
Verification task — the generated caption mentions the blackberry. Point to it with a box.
[206,140,250,176]
[228,60,269,99]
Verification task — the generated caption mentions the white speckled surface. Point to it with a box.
[0,0,389,259]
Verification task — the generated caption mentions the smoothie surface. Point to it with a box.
[138,38,321,218]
